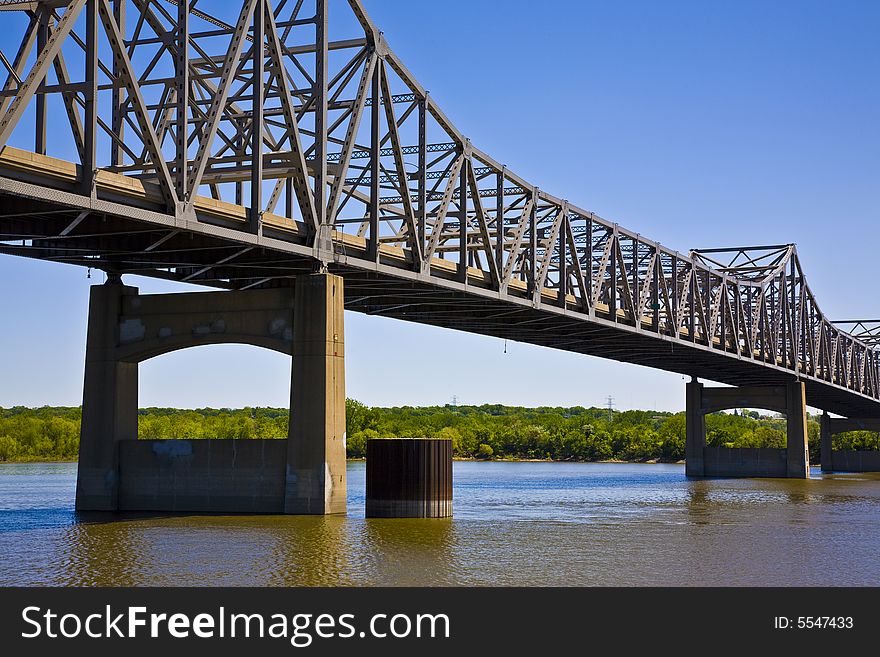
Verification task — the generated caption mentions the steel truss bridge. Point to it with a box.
[1,0,878,418]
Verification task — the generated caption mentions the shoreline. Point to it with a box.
[1,457,688,466]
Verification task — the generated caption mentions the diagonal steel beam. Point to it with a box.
[591,230,614,309]
[0,11,38,116]
[613,232,636,320]
[423,153,464,264]
[467,156,500,287]
[97,0,178,210]
[187,0,259,200]
[379,59,421,265]
[565,217,589,311]
[500,195,534,290]
[637,251,657,320]
[49,49,85,163]
[0,0,85,149]
[535,204,566,295]
[181,246,253,282]
[326,51,376,225]
[57,210,89,237]
[263,0,317,229]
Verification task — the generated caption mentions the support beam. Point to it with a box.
[34,8,48,155]
[368,61,380,261]
[785,381,810,478]
[82,0,98,195]
[249,0,263,234]
[175,0,189,203]
[285,273,347,514]
[685,378,705,477]
[75,277,139,511]
[313,0,329,248]
[110,0,126,167]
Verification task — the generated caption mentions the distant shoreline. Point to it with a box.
[9,402,849,465]
[1,457,687,466]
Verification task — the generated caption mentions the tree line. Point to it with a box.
[1,402,879,463]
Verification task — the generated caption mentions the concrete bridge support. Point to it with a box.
[285,274,347,514]
[75,276,139,511]
[75,273,347,514]
[820,414,880,473]
[685,379,810,478]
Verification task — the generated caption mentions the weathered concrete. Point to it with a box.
[366,439,453,518]
[703,447,788,477]
[114,286,296,361]
[686,379,810,478]
[118,440,287,513]
[820,413,880,473]
[285,273,347,515]
[76,277,139,511]
[75,275,346,515]
[785,382,811,478]
[685,380,706,477]
[829,450,880,472]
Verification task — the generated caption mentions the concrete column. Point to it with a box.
[285,273,347,514]
[785,381,810,478]
[685,379,705,477]
[75,278,139,511]
[820,412,833,473]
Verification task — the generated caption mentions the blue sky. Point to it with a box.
[1,0,878,411]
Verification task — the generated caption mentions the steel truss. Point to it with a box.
[0,0,878,412]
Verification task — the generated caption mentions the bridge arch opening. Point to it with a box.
[703,408,790,451]
[75,275,347,514]
[820,415,880,473]
[137,344,292,441]
[686,381,811,478]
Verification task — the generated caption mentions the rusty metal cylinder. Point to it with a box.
[365,439,453,518]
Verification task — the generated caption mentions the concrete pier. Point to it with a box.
[685,379,810,478]
[75,276,139,511]
[118,439,287,513]
[366,439,453,518]
[820,414,880,473]
[75,273,346,514]
[285,274,347,515]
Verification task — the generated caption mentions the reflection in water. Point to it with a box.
[685,480,712,525]
[266,516,355,587]
[2,461,880,586]
[359,519,455,586]
[58,515,142,586]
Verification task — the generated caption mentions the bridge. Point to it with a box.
[1,0,879,513]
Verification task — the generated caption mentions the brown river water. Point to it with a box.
[1,461,878,586]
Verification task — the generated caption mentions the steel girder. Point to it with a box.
[0,0,878,412]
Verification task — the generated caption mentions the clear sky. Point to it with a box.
[0,0,877,411]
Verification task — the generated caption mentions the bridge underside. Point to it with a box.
[1,182,878,420]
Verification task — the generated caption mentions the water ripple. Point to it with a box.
[2,461,880,586]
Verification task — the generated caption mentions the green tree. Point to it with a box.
[0,435,20,461]
[476,443,494,460]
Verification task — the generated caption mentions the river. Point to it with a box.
[1,461,878,586]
